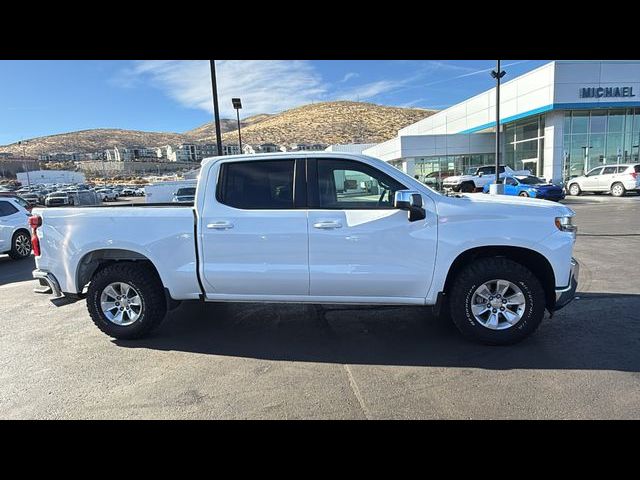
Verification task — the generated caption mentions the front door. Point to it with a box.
[0,200,21,253]
[581,167,604,191]
[200,158,309,297]
[306,158,437,301]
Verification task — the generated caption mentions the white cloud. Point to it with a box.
[334,79,412,102]
[341,72,359,83]
[117,60,327,118]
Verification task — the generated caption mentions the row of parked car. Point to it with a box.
[425,162,640,199]
[0,183,146,210]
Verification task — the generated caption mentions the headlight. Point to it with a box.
[555,216,577,235]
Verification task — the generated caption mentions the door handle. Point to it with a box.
[207,221,234,230]
[313,221,342,229]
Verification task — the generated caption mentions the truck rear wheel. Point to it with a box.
[448,257,546,345]
[87,262,167,339]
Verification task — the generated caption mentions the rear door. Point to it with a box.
[600,166,618,189]
[306,157,437,301]
[199,158,310,297]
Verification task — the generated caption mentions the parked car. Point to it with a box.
[566,163,640,197]
[421,171,456,190]
[0,193,33,212]
[96,189,118,202]
[134,188,145,196]
[0,197,32,259]
[121,188,136,197]
[442,165,531,193]
[31,152,578,346]
[172,187,196,203]
[20,192,41,206]
[482,175,565,201]
[45,192,73,207]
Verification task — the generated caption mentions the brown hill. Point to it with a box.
[0,101,435,156]
[213,101,435,146]
[186,114,273,141]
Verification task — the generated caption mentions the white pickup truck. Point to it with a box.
[31,152,579,345]
[443,165,531,193]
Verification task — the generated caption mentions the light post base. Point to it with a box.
[489,183,505,195]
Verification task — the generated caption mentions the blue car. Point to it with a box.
[483,175,565,201]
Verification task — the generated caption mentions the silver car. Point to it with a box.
[567,163,640,197]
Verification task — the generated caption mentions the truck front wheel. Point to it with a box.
[87,262,167,339]
[460,182,475,193]
[448,257,546,345]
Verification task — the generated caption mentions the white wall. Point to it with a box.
[363,134,495,162]
[17,170,85,185]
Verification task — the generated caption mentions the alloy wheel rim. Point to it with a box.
[570,185,579,195]
[100,282,143,326]
[613,185,623,195]
[470,279,526,330]
[15,234,31,257]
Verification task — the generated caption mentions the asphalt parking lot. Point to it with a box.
[1,195,639,419]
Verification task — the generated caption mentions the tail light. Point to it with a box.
[630,172,638,179]
[29,214,42,256]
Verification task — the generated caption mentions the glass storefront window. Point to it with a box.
[572,112,589,134]
[608,109,625,133]
[589,111,607,134]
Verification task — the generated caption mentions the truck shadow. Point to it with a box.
[114,292,640,372]
[0,255,35,286]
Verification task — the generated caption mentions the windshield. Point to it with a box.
[50,193,68,198]
[176,187,196,196]
[516,176,547,185]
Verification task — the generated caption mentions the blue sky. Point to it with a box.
[0,60,549,146]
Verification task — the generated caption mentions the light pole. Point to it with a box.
[18,140,30,187]
[209,61,224,156]
[232,97,243,153]
[489,60,506,195]
[581,145,592,174]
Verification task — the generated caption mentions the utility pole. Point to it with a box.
[489,61,506,195]
[209,61,224,156]
[19,140,31,187]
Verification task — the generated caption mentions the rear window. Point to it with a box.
[635,165,640,174]
[176,187,196,196]
[217,160,294,209]
[0,200,18,217]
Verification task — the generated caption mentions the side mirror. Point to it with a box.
[394,190,426,222]
[478,171,483,177]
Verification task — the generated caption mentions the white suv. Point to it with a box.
[0,197,32,260]
[567,164,640,197]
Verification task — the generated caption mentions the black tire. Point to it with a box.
[568,183,581,196]
[460,182,475,193]
[448,257,546,345]
[611,182,626,197]
[8,230,31,260]
[86,262,167,339]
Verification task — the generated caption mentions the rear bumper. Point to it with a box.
[554,257,579,311]
[32,269,62,298]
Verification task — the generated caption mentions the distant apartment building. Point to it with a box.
[221,144,240,156]
[105,146,161,162]
[165,143,218,162]
[243,143,288,154]
[324,143,378,154]
[38,152,98,162]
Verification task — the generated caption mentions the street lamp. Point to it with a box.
[18,140,30,187]
[232,97,243,153]
[581,145,592,174]
[209,61,224,156]
[489,60,506,195]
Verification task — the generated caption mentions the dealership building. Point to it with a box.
[363,60,640,184]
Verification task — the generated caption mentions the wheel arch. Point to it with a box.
[442,245,557,311]
[76,248,161,295]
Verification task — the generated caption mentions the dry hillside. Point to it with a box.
[0,101,435,156]
[216,101,435,145]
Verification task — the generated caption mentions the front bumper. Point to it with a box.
[554,257,579,311]
[32,269,62,298]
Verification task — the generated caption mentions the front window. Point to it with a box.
[316,159,405,209]
[175,187,196,196]
[516,176,546,185]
